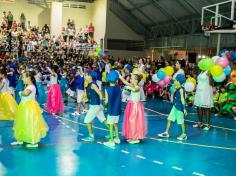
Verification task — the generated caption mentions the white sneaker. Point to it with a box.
[114,138,120,144]
[81,109,88,114]
[71,111,80,116]
[26,144,38,148]
[158,132,170,138]
[203,126,210,131]
[128,140,140,144]
[193,123,203,128]
[177,134,187,141]
[234,117,236,121]
[103,141,115,148]
[11,141,23,145]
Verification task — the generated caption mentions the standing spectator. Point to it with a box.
[71,20,75,30]
[27,21,32,31]
[68,28,74,41]
[88,22,94,39]
[62,27,67,43]
[2,11,6,19]
[84,25,88,43]
[1,16,7,29]
[12,21,17,30]
[20,13,26,30]
[42,24,50,35]
[67,19,71,29]
[7,11,13,29]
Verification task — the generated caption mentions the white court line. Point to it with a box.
[193,172,205,176]
[153,160,164,165]
[121,150,129,154]
[136,155,146,159]
[172,166,183,171]
[71,129,77,133]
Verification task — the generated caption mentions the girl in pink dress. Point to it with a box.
[46,65,64,115]
[119,73,147,144]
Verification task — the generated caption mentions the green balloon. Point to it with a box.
[198,58,214,71]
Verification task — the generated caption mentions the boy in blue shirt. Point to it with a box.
[158,74,188,140]
[72,66,87,116]
[103,70,122,148]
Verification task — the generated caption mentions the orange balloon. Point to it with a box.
[230,70,236,85]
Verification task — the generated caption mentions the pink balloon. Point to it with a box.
[163,76,171,84]
[215,57,229,68]
[102,53,107,58]
[226,51,232,60]
[158,80,165,88]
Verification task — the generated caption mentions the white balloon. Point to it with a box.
[184,82,195,92]
[212,56,219,63]
[152,74,160,83]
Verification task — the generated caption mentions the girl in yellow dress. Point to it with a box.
[0,69,18,120]
[11,71,48,148]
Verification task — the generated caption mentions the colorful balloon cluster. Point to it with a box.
[198,49,233,83]
[184,77,196,92]
[152,66,174,88]
[94,48,106,58]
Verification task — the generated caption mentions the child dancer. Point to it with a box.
[59,69,68,102]
[119,73,147,144]
[82,70,108,142]
[121,64,132,102]
[11,71,48,148]
[103,70,121,148]
[15,74,24,103]
[0,69,18,120]
[46,65,64,115]
[72,66,87,116]
[158,74,187,140]
[35,68,46,105]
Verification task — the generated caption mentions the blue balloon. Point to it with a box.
[98,50,103,57]
[219,49,228,57]
[230,51,236,61]
[170,86,175,94]
[157,70,166,80]
[224,65,231,76]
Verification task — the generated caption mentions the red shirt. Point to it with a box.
[88,25,94,33]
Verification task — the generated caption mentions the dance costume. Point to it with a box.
[46,73,64,114]
[59,74,68,99]
[84,82,106,124]
[13,84,48,144]
[168,87,186,125]
[121,74,131,102]
[15,76,24,103]
[35,72,46,105]
[0,78,18,120]
[106,84,122,125]
[123,89,147,140]
[75,73,85,104]
[7,70,17,97]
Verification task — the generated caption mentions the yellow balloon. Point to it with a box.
[132,68,139,73]
[96,48,102,52]
[186,77,196,85]
[94,52,98,57]
[210,65,223,77]
[164,66,174,76]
